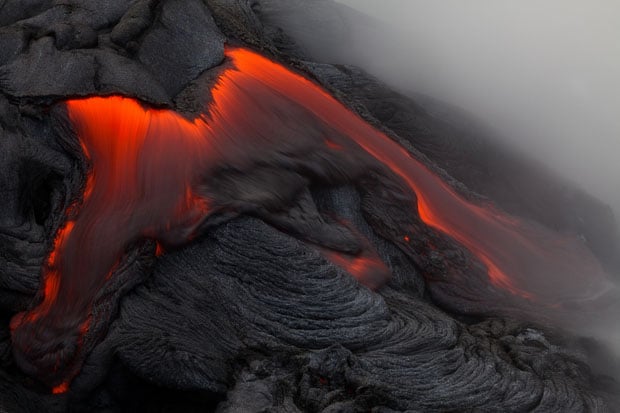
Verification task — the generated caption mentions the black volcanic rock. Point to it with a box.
[0,1,618,412]
[0,0,224,104]
[135,0,224,97]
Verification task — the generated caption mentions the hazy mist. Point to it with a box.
[343,0,620,220]
[268,0,620,220]
[337,0,620,357]
[258,0,620,367]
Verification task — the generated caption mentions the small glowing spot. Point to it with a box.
[52,382,69,394]
[155,243,165,257]
[324,138,343,151]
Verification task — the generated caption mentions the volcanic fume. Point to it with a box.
[9,47,614,393]
[1,1,619,411]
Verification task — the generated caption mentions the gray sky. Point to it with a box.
[333,0,620,219]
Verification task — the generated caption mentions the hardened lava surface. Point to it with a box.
[0,0,619,412]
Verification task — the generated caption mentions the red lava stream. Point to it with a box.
[10,47,612,392]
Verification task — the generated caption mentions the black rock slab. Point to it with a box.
[0,0,618,412]
[137,0,225,97]
[0,0,225,104]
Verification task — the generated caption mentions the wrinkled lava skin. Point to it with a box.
[1,1,619,412]
[9,47,614,392]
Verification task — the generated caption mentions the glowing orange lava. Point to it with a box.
[51,382,69,395]
[11,46,612,392]
[224,47,611,301]
[326,251,390,290]
[11,95,215,392]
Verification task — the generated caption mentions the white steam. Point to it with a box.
[272,0,620,218]
[333,0,620,365]
[259,0,620,370]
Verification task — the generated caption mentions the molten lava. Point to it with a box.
[11,46,612,391]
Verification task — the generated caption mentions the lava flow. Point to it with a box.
[228,47,611,298]
[10,46,612,390]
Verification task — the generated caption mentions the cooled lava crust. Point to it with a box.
[0,1,619,412]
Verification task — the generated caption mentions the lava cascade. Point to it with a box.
[10,47,612,391]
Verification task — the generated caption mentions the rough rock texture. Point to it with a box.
[0,0,619,412]
[0,0,224,104]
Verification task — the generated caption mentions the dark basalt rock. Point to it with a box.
[0,0,224,104]
[136,0,225,97]
[0,0,618,412]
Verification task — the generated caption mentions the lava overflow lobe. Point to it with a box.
[10,47,612,390]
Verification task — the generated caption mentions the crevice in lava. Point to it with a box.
[19,164,61,227]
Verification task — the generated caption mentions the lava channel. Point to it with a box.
[10,46,613,392]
